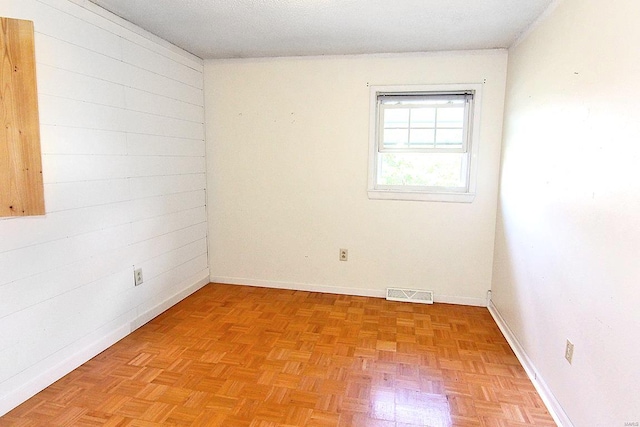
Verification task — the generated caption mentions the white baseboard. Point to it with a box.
[0,274,209,417]
[130,275,209,331]
[434,294,486,307]
[488,300,574,427]
[211,276,386,298]
[210,276,487,307]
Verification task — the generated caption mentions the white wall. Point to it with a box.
[205,52,507,305]
[492,0,640,425]
[0,0,208,415]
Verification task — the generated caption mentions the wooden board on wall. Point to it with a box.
[1,17,45,217]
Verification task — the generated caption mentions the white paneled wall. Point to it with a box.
[0,0,208,415]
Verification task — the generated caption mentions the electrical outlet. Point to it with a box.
[339,248,348,261]
[565,339,574,364]
[134,268,143,286]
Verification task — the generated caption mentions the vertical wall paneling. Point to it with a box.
[0,17,45,217]
[0,0,208,415]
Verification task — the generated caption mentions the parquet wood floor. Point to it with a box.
[0,284,556,426]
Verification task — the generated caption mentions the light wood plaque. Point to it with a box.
[1,17,45,217]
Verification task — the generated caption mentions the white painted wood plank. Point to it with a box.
[37,64,125,109]
[131,156,206,178]
[44,179,131,212]
[0,269,136,382]
[0,224,132,287]
[5,0,202,70]
[121,32,203,72]
[35,33,126,86]
[42,155,205,183]
[138,238,208,282]
[0,202,130,254]
[126,134,205,157]
[125,110,205,140]
[0,190,205,254]
[33,1,122,59]
[129,222,208,266]
[129,174,206,199]
[38,95,128,133]
[39,95,203,138]
[122,33,203,73]
[42,155,130,183]
[129,190,206,221]
[121,39,203,89]
[0,249,129,320]
[123,62,204,106]
[40,126,127,156]
[3,0,123,59]
[0,271,135,355]
[124,87,204,123]
[0,222,207,319]
[46,0,203,69]
[131,206,207,243]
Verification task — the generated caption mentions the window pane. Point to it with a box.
[383,109,409,127]
[410,108,435,127]
[436,107,464,128]
[383,128,408,147]
[409,129,435,147]
[377,152,466,188]
[435,129,464,148]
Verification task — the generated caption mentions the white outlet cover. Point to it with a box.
[134,268,143,286]
[565,340,574,364]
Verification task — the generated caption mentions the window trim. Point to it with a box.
[367,83,483,203]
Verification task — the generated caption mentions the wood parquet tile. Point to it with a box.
[0,284,557,426]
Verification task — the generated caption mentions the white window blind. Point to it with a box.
[377,92,473,153]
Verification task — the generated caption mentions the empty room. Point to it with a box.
[0,0,638,426]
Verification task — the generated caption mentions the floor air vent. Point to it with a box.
[386,288,434,304]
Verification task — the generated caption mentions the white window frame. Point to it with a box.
[367,83,482,203]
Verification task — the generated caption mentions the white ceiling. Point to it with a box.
[88,0,553,59]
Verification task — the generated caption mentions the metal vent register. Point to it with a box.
[386,288,434,304]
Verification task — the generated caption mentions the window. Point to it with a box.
[368,84,482,202]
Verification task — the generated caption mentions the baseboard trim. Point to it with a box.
[434,294,486,307]
[488,300,574,427]
[130,275,210,331]
[0,274,209,417]
[211,276,386,298]
[210,276,487,307]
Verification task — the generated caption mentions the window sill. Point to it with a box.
[367,189,476,203]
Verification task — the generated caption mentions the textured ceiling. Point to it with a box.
[88,0,553,59]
